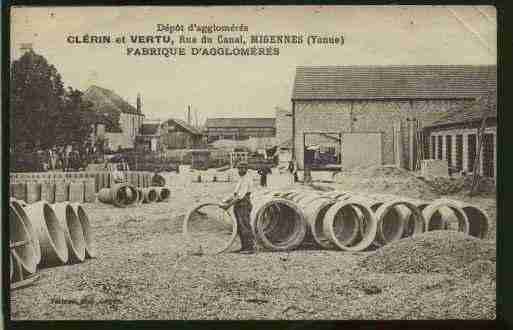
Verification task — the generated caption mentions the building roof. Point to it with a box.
[83,85,143,115]
[206,118,276,129]
[140,123,160,135]
[292,65,496,101]
[426,100,497,129]
[164,118,203,135]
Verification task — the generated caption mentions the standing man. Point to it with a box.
[222,161,256,254]
[288,158,298,183]
[257,165,271,187]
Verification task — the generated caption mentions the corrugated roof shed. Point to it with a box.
[206,118,276,128]
[426,99,497,128]
[292,65,496,100]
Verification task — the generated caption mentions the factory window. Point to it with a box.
[445,135,452,168]
[431,135,436,159]
[456,135,463,171]
[437,135,443,160]
[482,133,494,178]
[467,134,477,173]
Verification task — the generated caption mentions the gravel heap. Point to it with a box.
[333,165,438,199]
[359,231,496,274]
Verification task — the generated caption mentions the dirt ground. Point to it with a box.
[11,169,496,320]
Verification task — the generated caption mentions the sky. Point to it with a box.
[11,6,496,124]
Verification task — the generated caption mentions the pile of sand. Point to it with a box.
[334,165,438,199]
[359,231,495,275]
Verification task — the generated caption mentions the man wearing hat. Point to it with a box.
[222,160,256,254]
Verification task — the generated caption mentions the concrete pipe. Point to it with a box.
[323,198,377,252]
[71,203,97,259]
[458,203,490,239]
[24,201,68,267]
[183,203,238,255]
[372,200,424,245]
[10,204,37,275]
[155,187,171,202]
[436,199,489,238]
[142,187,158,203]
[51,203,86,263]
[135,188,144,205]
[10,198,41,264]
[299,196,338,249]
[98,184,139,207]
[422,200,470,234]
[250,197,307,251]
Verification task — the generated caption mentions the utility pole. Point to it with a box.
[187,105,191,125]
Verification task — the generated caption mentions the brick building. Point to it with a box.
[424,102,496,180]
[291,65,496,170]
[205,118,276,143]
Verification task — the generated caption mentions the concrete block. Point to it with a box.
[69,181,84,203]
[26,182,41,204]
[84,179,96,203]
[40,181,56,203]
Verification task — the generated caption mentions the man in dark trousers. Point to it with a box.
[257,165,271,187]
[222,161,256,254]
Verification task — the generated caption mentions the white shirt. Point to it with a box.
[233,173,253,200]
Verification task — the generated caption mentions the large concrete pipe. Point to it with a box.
[371,200,425,246]
[155,187,171,202]
[24,201,68,267]
[10,204,37,275]
[250,197,307,251]
[323,198,377,252]
[71,203,97,259]
[98,184,138,207]
[51,203,86,263]
[10,198,41,264]
[435,199,489,238]
[298,196,338,249]
[142,187,158,203]
[135,188,144,205]
[183,203,238,255]
[422,200,470,234]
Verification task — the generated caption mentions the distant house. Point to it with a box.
[83,85,145,151]
[136,118,204,151]
[423,101,496,180]
[205,117,276,143]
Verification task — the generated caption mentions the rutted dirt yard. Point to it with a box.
[11,170,496,320]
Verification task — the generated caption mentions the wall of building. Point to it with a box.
[105,132,134,151]
[160,121,201,149]
[428,125,496,179]
[293,99,471,169]
[276,108,293,146]
[207,127,275,143]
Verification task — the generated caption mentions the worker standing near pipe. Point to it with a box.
[221,161,256,254]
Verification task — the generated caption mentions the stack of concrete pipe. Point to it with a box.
[9,198,96,289]
[10,171,154,204]
[186,189,490,253]
[98,184,171,207]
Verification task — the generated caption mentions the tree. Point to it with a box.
[10,49,65,150]
[10,50,95,151]
[54,87,94,148]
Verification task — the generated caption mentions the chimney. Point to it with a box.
[187,105,191,125]
[137,93,142,114]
